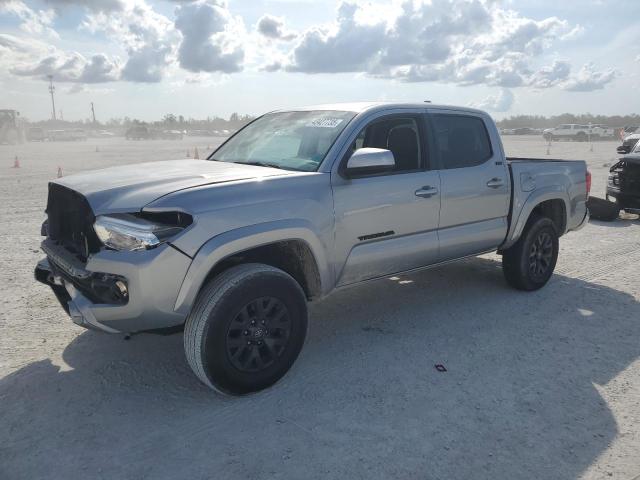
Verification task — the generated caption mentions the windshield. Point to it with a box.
[211,110,355,171]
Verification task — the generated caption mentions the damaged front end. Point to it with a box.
[607,156,640,213]
[35,183,193,333]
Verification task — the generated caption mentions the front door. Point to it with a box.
[332,113,441,286]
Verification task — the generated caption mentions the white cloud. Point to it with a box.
[43,0,125,12]
[262,60,283,72]
[287,2,386,73]
[0,0,58,38]
[82,0,177,82]
[11,51,120,83]
[0,0,623,98]
[529,60,571,88]
[256,14,296,41]
[174,0,245,74]
[0,33,49,56]
[563,63,617,92]
[470,88,514,112]
[282,0,574,89]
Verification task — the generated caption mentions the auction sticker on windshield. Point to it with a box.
[307,118,344,128]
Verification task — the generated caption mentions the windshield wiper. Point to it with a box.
[236,161,284,169]
[210,158,305,171]
[234,161,305,172]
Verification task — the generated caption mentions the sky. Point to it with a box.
[0,0,638,122]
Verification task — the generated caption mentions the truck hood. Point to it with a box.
[53,159,292,214]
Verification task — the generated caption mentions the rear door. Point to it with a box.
[428,111,510,261]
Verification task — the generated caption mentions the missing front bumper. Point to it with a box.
[35,258,121,333]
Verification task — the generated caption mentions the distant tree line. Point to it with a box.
[26,112,256,131]
[496,114,640,129]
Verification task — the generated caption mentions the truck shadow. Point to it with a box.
[1,256,638,479]
[589,211,639,228]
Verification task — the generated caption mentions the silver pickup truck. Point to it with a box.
[35,102,590,395]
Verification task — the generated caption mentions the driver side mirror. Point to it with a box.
[345,148,395,177]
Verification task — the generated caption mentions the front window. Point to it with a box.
[211,110,355,172]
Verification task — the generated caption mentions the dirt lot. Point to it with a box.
[1,135,639,480]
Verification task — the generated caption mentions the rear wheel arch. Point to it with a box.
[501,194,569,252]
[530,199,567,234]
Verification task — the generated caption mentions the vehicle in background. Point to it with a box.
[160,130,183,140]
[0,109,25,144]
[617,133,640,154]
[70,129,87,141]
[94,130,115,138]
[186,130,207,136]
[35,102,589,395]
[47,130,68,141]
[125,125,152,140]
[47,129,87,142]
[513,127,537,135]
[26,126,46,142]
[620,125,640,140]
[591,124,615,138]
[607,145,640,213]
[543,124,598,142]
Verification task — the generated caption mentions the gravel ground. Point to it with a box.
[0,135,638,480]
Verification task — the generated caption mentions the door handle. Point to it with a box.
[415,186,439,198]
[486,178,504,189]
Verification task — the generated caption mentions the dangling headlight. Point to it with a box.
[93,213,190,251]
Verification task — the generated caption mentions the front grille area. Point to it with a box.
[611,160,640,197]
[46,183,101,261]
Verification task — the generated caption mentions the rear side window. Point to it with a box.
[431,114,492,169]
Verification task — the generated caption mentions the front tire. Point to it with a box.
[502,215,559,291]
[184,263,308,395]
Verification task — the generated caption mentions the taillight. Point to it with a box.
[586,170,592,196]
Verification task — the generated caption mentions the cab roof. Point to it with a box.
[274,102,488,116]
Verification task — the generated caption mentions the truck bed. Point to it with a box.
[501,156,588,249]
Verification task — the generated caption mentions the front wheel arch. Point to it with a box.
[202,239,322,301]
[174,222,331,317]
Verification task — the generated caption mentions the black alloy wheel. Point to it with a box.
[226,297,292,373]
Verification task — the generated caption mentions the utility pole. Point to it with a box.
[91,102,96,124]
[47,75,57,121]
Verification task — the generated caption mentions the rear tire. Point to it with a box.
[502,215,559,291]
[184,263,308,395]
[587,196,620,221]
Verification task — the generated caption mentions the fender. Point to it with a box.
[501,186,570,250]
[173,219,331,316]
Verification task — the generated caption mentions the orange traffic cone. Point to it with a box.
[194,147,199,159]
[13,156,20,168]
[186,149,190,158]
[57,166,63,178]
